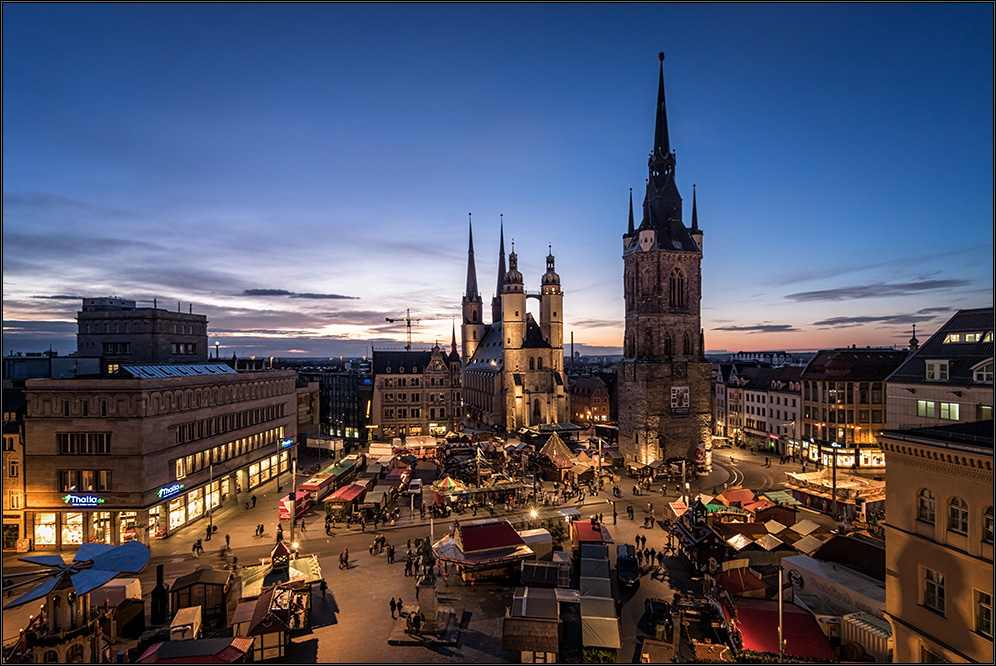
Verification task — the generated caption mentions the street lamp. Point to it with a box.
[830,440,842,520]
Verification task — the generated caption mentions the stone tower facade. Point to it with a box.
[461,222,568,432]
[618,54,712,465]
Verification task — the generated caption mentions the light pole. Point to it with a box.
[208,461,214,535]
[777,563,784,663]
[289,458,297,545]
[831,440,842,520]
[276,440,283,493]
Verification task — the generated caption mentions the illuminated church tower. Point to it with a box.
[618,53,712,465]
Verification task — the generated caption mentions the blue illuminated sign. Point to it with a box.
[281,438,294,449]
[158,483,185,499]
[62,494,105,507]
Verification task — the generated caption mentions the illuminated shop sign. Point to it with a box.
[62,494,105,507]
[280,438,295,449]
[158,483,185,499]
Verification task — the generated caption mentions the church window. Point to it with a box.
[683,333,691,355]
[664,334,672,356]
[529,358,535,370]
[669,267,686,309]
[537,358,543,370]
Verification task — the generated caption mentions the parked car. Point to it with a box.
[645,597,673,637]
[616,543,640,587]
[407,479,423,495]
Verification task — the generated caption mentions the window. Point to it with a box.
[974,361,993,384]
[669,267,686,309]
[57,433,111,455]
[948,497,968,534]
[918,489,936,523]
[925,361,949,381]
[8,460,19,478]
[939,402,959,421]
[977,590,993,638]
[175,458,186,480]
[917,400,935,418]
[923,568,945,614]
[984,506,993,544]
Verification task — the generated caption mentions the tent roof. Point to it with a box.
[734,598,835,660]
[580,614,621,649]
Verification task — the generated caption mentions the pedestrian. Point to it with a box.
[232,556,238,570]
[245,500,251,510]
[637,549,644,566]
[405,559,412,577]
[390,597,397,619]
[300,519,306,533]
[326,523,331,536]
[225,534,230,549]
[361,518,366,532]
[251,494,257,508]
[407,538,412,551]
[206,526,212,541]
[649,547,657,565]
[320,579,328,599]
[196,539,203,554]
[397,598,404,616]
[192,542,199,557]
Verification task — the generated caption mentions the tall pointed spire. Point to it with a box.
[450,319,459,356]
[627,188,635,235]
[691,184,698,231]
[464,213,480,302]
[652,52,670,161]
[492,215,507,323]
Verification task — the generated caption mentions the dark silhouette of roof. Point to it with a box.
[811,534,885,582]
[886,308,993,386]
[801,348,908,382]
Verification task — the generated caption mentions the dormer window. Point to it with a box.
[925,361,949,382]
[973,360,994,384]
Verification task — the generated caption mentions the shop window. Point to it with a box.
[62,512,84,545]
[34,513,57,546]
[168,498,186,530]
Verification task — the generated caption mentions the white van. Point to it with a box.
[408,479,423,495]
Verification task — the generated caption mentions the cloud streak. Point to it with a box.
[241,288,358,300]
[711,323,801,334]
[785,280,972,303]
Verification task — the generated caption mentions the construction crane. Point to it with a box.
[385,309,452,351]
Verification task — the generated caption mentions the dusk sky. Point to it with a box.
[3,4,993,360]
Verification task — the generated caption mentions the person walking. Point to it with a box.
[390,597,397,619]
[251,494,257,508]
[397,598,404,617]
[319,579,327,599]
[225,534,230,549]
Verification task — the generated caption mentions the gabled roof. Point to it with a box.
[458,520,525,553]
[887,308,994,386]
[465,324,504,371]
[800,348,908,382]
[539,432,574,469]
[571,376,608,396]
[136,637,254,663]
[170,568,231,591]
[372,350,433,375]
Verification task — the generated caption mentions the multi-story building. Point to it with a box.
[76,297,209,369]
[742,367,779,449]
[298,363,374,448]
[3,390,26,550]
[886,308,994,430]
[718,364,763,446]
[23,363,298,549]
[879,420,993,663]
[768,365,803,456]
[800,348,908,469]
[618,54,711,464]
[372,343,461,439]
[570,376,611,426]
[460,221,568,431]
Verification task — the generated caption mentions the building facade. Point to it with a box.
[298,364,374,447]
[886,308,994,430]
[800,348,908,469]
[76,297,209,368]
[3,392,26,550]
[617,54,711,464]
[880,421,993,663]
[22,364,298,549]
[570,376,611,426]
[460,220,568,431]
[371,344,462,439]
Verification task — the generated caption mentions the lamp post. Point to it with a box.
[276,440,283,493]
[289,458,297,545]
[208,461,214,534]
[830,440,842,520]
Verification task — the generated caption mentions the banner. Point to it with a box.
[671,386,690,417]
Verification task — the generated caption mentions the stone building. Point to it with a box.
[885,308,993,430]
[570,376,611,427]
[617,54,712,464]
[76,297,209,369]
[23,364,298,549]
[801,348,908,469]
[460,219,568,431]
[371,342,462,439]
[879,420,993,662]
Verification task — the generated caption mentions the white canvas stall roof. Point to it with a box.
[580,597,621,649]
[579,543,609,560]
[580,559,611,579]
[754,534,785,551]
[580,577,612,598]
[791,519,822,536]
[792,535,826,555]
[511,587,560,620]
[782,554,885,606]
[764,519,788,534]
[842,612,891,639]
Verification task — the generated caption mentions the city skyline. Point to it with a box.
[3,4,993,360]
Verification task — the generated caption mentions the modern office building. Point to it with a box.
[880,420,993,663]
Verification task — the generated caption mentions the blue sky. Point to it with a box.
[3,3,993,359]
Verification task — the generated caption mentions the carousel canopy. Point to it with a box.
[431,475,468,493]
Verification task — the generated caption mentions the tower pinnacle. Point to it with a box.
[464,213,480,302]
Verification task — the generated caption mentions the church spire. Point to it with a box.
[691,184,698,231]
[464,213,480,303]
[627,188,635,235]
[492,215,507,322]
[652,52,670,161]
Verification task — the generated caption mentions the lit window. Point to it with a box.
[939,402,960,420]
[984,506,993,544]
[943,333,962,343]
[917,489,935,523]
[948,497,969,534]
[977,591,993,638]
[923,568,945,614]
[917,400,935,418]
